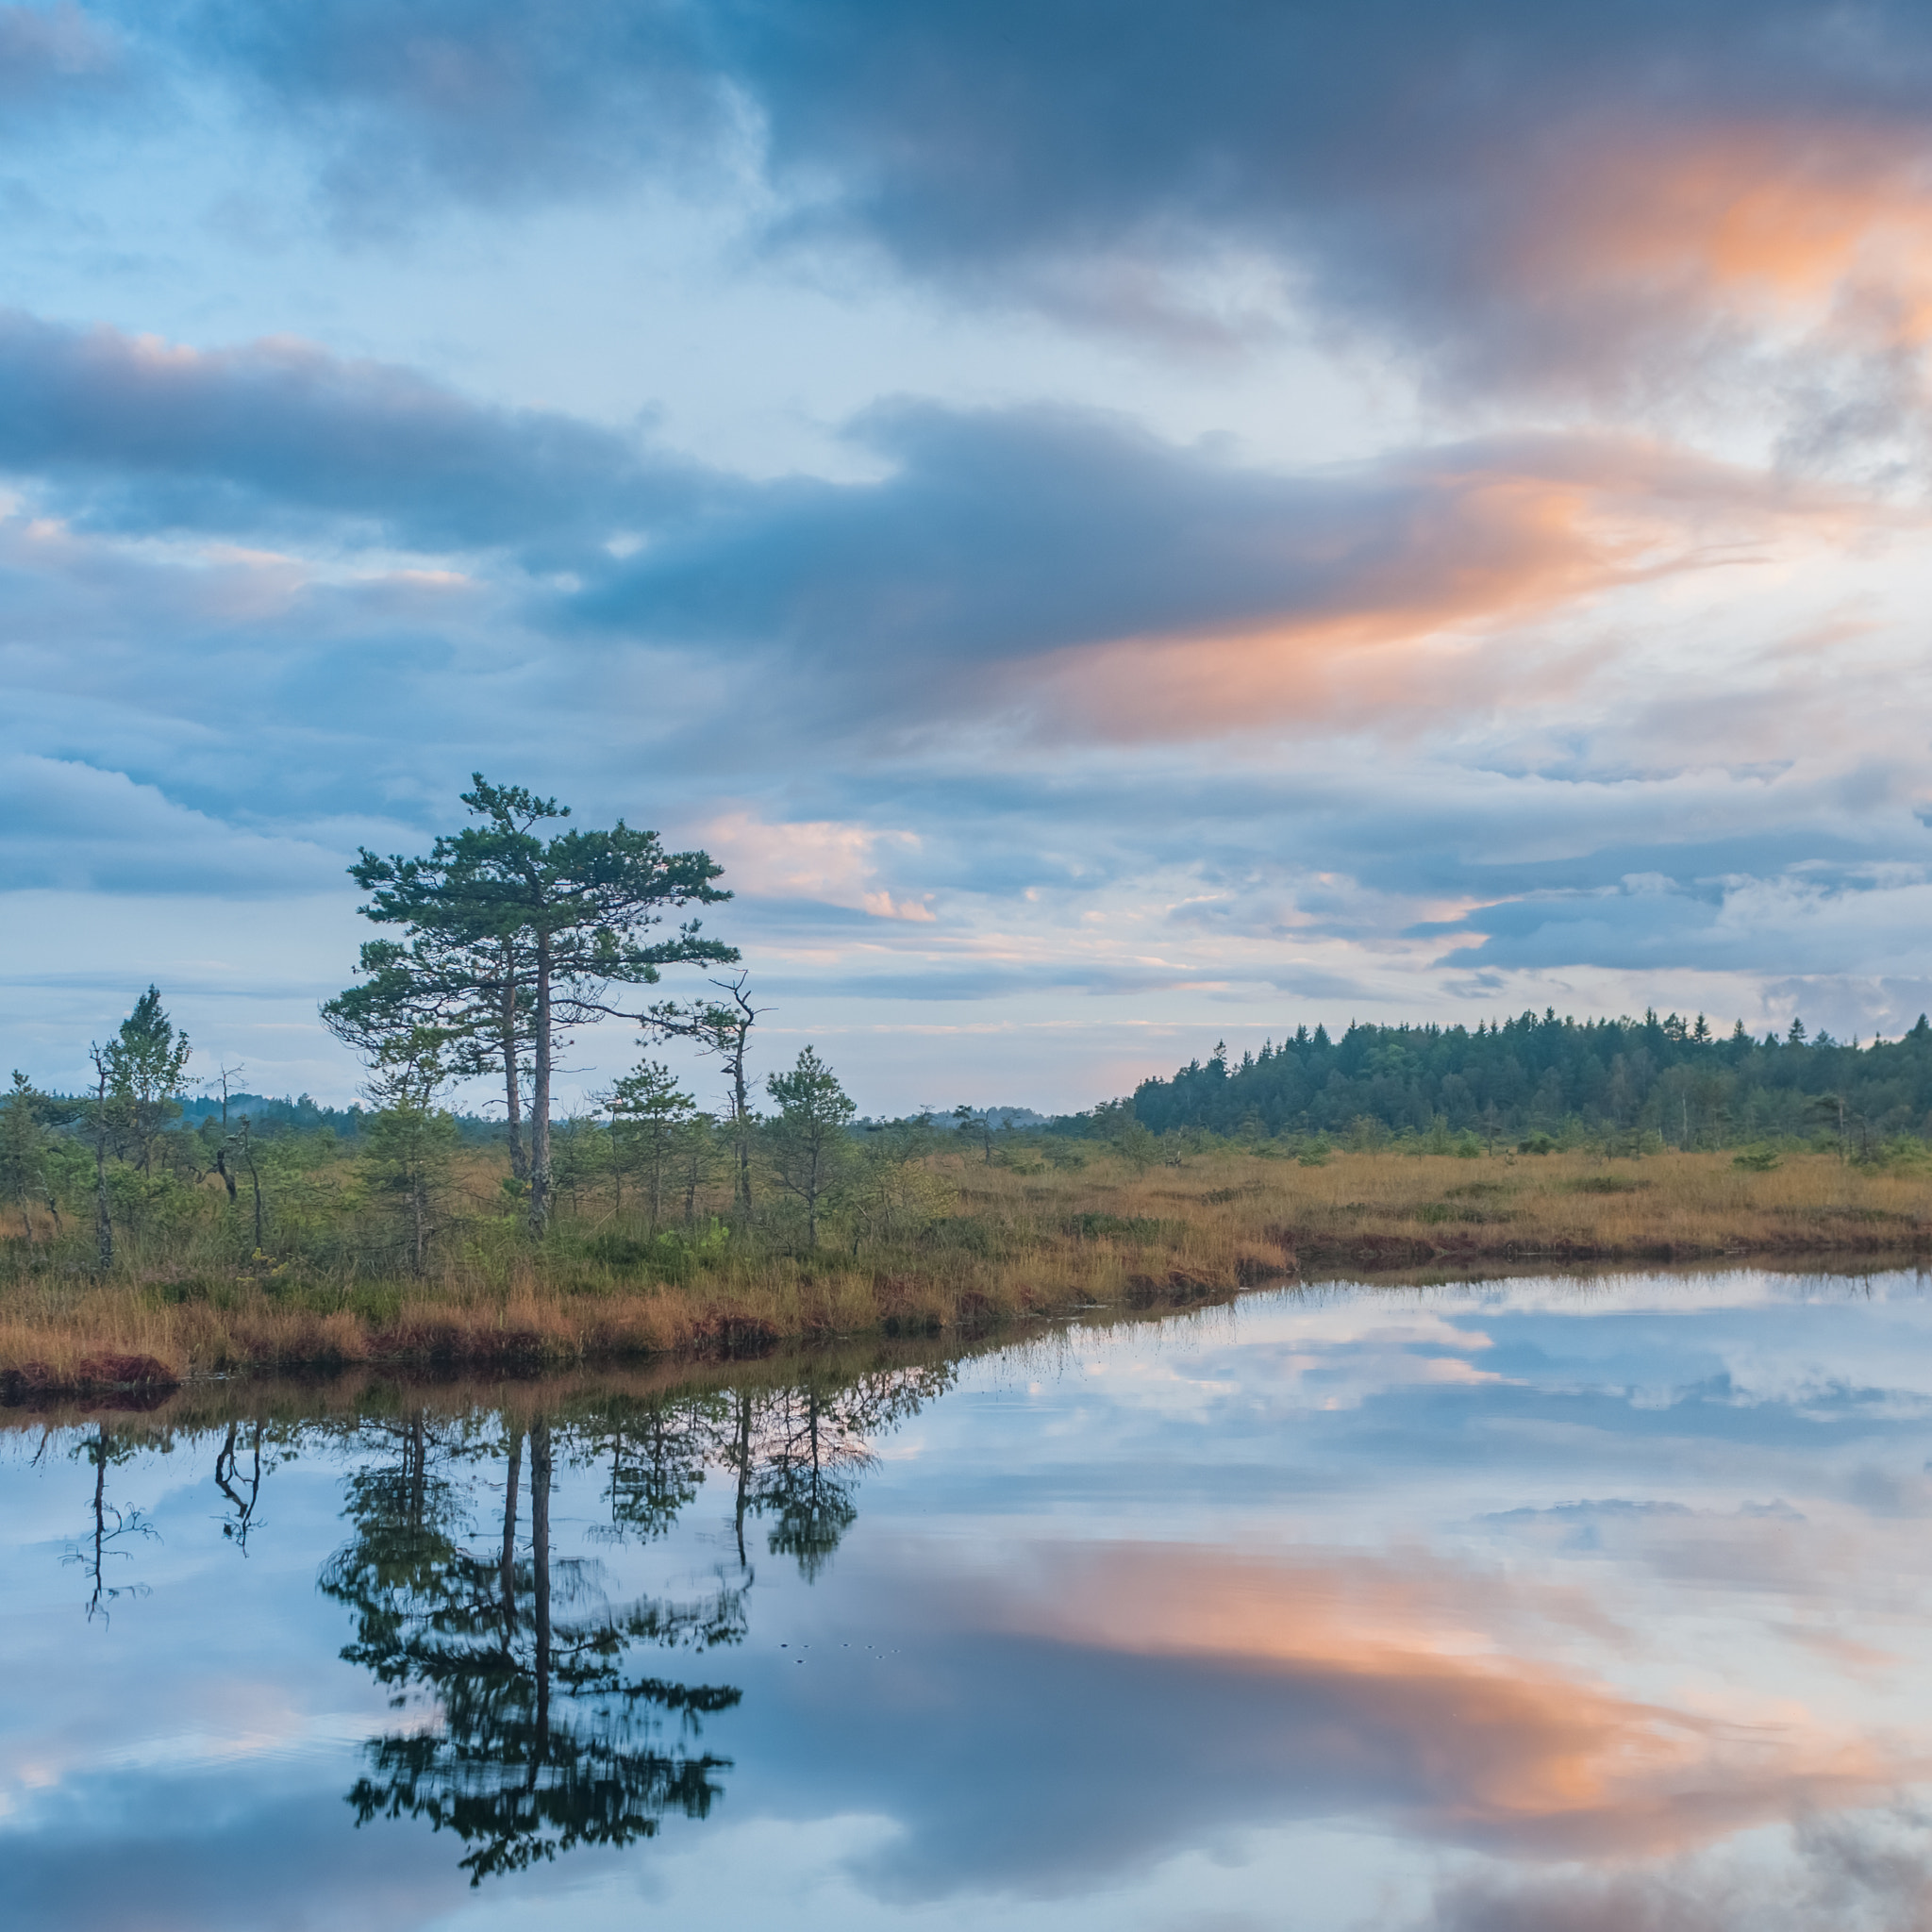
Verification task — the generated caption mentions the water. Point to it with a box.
[8,1270,1932,1930]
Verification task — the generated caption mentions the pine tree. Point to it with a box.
[348,777,736,1237]
[0,1073,46,1242]
[765,1047,856,1248]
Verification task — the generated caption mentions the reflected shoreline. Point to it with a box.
[2,1258,1923,1436]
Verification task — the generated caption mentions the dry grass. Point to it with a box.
[3,1145,1925,1391]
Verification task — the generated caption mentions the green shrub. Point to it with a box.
[1068,1212,1167,1241]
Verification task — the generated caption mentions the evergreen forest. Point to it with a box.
[1119,1010,1932,1152]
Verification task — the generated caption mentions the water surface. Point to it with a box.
[8,1270,1932,1929]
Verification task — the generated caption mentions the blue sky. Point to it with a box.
[7,1,1932,1111]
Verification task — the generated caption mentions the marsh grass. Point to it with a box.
[1,1145,1925,1386]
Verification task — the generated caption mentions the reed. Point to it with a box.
[2,1145,1924,1390]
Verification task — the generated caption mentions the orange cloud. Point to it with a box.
[1010,439,1870,742]
[699,809,938,920]
[1565,130,1932,308]
[968,1541,1914,1857]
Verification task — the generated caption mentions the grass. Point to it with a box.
[3,1144,1927,1391]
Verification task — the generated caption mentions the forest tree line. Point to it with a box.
[1112,1009,1932,1153]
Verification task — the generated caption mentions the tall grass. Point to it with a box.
[2,1142,1925,1386]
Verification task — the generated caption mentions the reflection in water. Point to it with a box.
[17,1279,1932,1929]
[313,1366,951,1880]
[62,1421,155,1621]
[211,1419,267,1549]
[320,1410,739,1880]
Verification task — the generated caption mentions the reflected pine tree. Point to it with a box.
[742,1367,957,1581]
[321,1411,745,1883]
[753,1384,863,1581]
[578,1391,730,1547]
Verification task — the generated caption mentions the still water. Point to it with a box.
[7,1271,1932,1930]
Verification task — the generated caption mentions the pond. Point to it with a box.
[7,1269,1932,1929]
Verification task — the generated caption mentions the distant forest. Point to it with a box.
[175,1093,505,1144]
[1112,1010,1932,1151]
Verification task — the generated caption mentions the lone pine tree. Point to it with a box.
[344,776,736,1236]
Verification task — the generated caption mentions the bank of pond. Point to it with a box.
[3,1145,1930,1390]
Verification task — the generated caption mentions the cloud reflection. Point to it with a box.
[754,1536,1913,1904]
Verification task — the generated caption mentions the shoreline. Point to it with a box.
[5,1252,1926,1413]
[5,1148,1927,1400]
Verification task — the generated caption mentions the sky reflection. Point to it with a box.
[5,1270,1932,1929]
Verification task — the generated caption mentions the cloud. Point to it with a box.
[1418,1809,1932,1932]
[0,311,1844,754]
[0,309,703,561]
[575,404,1842,739]
[1436,866,1932,978]
[125,0,1932,442]
[765,1538,1912,1904]
[0,3,122,110]
[718,3,1932,424]
[699,810,936,921]
[164,0,725,219]
[0,755,345,894]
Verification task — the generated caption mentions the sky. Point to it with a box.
[7,0,1932,1113]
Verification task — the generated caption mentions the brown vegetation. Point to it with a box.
[2,1144,1926,1389]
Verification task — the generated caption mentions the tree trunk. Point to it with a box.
[408,1414,425,1528]
[733,1390,752,1569]
[89,1427,108,1614]
[528,933,553,1237]
[410,1177,426,1274]
[731,1036,753,1218]
[240,1124,263,1251]
[500,940,527,1182]
[806,1131,821,1248]
[531,1420,552,1746]
[501,1427,523,1646]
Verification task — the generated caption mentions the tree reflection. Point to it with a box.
[321,1363,955,1878]
[60,1422,155,1622]
[751,1383,865,1580]
[323,1411,744,1883]
[744,1368,953,1581]
[579,1392,728,1547]
[211,1419,268,1550]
